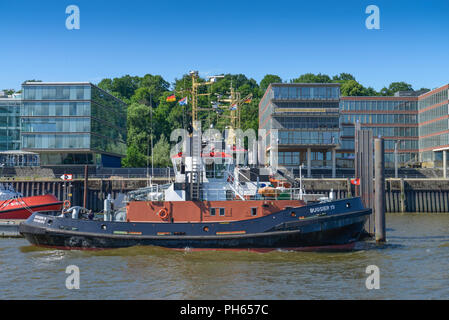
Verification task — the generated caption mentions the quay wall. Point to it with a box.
[1,178,448,213]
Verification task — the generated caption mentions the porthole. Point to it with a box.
[101,224,107,230]
[346,202,351,208]
[290,212,296,217]
[47,219,53,225]
[203,226,209,232]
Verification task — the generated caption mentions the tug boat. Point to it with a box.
[19,70,371,250]
[0,184,62,220]
[19,141,371,251]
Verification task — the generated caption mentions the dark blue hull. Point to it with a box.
[19,198,371,250]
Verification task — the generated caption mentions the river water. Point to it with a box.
[0,213,448,300]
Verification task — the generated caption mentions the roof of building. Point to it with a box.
[0,150,39,155]
[269,82,341,87]
[22,82,91,85]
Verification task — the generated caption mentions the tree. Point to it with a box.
[97,75,141,100]
[259,74,282,93]
[380,82,413,96]
[138,74,170,104]
[340,80,367,96]
[364,87,379,96]
[122,144,147,168]
[332,73,355,82]
[131,87,154,106]
[291,73,332,83]
[340,80,379,96]
[1,89,15,95]
[121,102,151,167]
[151,135,171,167]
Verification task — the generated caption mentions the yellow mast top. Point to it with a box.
[188,71,252,134]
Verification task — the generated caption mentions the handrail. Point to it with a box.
[225,170,246,200]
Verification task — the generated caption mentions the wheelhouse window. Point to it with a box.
[251,208,257,216]
[219,208,225,216]
[210,208,216,216]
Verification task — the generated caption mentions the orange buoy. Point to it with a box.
[157,208,169,219]
[63,200,71,209]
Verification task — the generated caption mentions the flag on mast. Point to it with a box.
[166,94,176,102]
[230,103,237,111]
[178,97,188,105]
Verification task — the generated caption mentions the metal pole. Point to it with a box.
[374,138,386,243]
[83,165,88,208]
[146,137,150,186]
[151,94,154,185]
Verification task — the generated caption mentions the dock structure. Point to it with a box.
[354,123,374,233]
[374,138,386,242]
[0,220,24,237]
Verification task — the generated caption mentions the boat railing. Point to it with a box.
[225,170,246,200]
[127,183,172,201]
[201,187,306,201]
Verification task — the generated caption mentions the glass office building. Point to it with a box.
[0,92,21,152]
[340,96,419,168]
[259,83,340,176]
[418,84,449,166]
[21,82,126,167]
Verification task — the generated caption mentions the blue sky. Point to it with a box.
[1,0,448,91]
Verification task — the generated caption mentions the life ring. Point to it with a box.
[157,208,169,219]
[63,200,71,209]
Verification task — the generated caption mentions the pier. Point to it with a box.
[0,220,22,237]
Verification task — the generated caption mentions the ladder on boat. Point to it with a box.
[190,130,202,201]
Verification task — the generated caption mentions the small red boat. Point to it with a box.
[0,184,62,220]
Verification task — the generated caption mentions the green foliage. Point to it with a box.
[332,73,356,82]
[97,75,141,101]
[1,89,15,95]
[380,82,413,96]
[259,74,282,93]
[121,102,151,167]
[340,80,366,96]
[291,73,332,83]
[122,144,148,168]
[151,135,171,167]
[340,80,379,97]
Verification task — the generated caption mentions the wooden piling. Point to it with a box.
[83,165,88,208]
[400,179,406,213]
[374,138,386,243]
